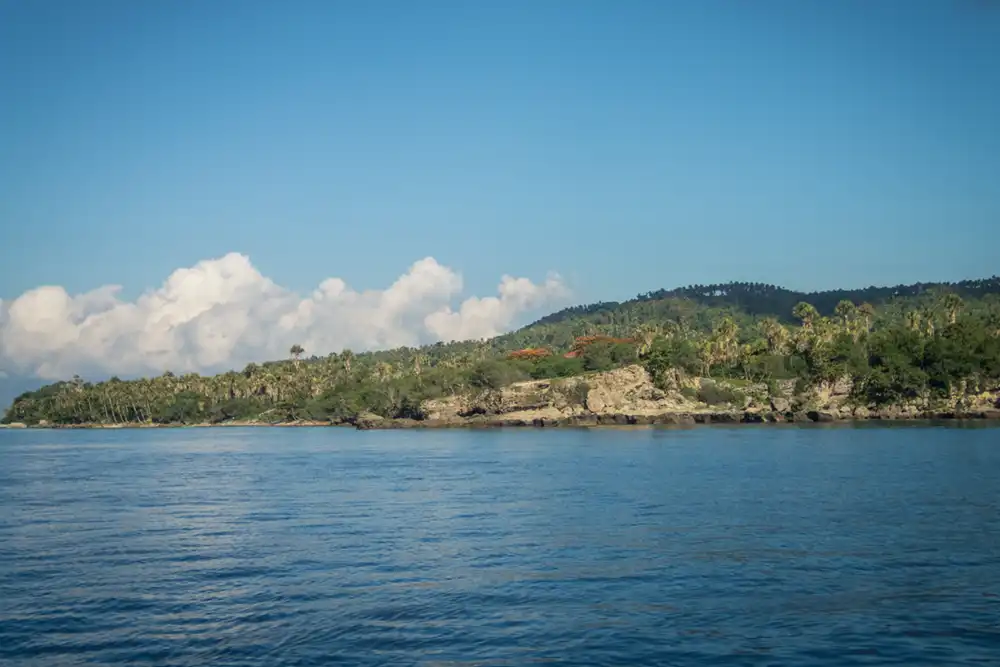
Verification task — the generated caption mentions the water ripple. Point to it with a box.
[1,425,999,666]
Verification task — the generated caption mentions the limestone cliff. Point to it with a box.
[425,365,758,423]
[416,364,1000,427]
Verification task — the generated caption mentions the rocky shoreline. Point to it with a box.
[3,408,1000,431]
[5,365,998,432]
[354,409,1000,430]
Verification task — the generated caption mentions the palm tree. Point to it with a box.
[921,308,937,337]
[857,303,876,333]
[413,353,429,376]
[986,311,1000,338]
[737,343,756,380]
[373,361,393,383]
[792,302,820,329]
[697,338,716,377]
[792,325,814,354]
[633,324,660,356]
[834,300,856,333]
[325,352,340,370]
[813,317,836,344]
[289,344,305,364]
[940,293,964,325]
[759,317,789,355]
[712,316,739,365]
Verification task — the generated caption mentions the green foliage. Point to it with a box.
[641,337,701,385]
[208,398,266,423]
[526,355,584,379]
[679,386,698,401]
[302,391,360,422]
[742,353,800,381]
[853,367,924,408]
[580,341,635,372]
[395,394,426,420]
[922,319,1000,395]
[696,381,745,407]
[5,276,1000,425]
[154,391,205,424]
[468,360,528,390]
[803,333,868,385]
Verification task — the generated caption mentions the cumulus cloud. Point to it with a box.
[0,254,568,380]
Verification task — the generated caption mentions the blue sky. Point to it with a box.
[1,0,998,305]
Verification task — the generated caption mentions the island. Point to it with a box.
[4,278,1000,429]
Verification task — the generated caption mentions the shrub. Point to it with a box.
[152,391,206,424]
[529,355,585,379]
[468,360,528,390]
[697,382,745,407]
[581,341,636,372]
[556,380,590,407]
[208,398,265,423]
[745,354,800,381]
[642,338,701,382]
[395,394,426,420]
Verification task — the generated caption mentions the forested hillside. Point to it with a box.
[534,276,1000,326]
[495,276,1000,352]
[4,277,1000,426]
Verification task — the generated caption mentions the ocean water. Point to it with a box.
[1,425,998,666]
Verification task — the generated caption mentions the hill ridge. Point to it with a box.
[528,276,1000,328]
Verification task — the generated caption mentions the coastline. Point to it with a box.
[4,408,1000,431]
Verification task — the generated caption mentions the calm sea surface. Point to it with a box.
[1,425,998,666]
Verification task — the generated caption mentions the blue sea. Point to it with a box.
[1,425,998,666]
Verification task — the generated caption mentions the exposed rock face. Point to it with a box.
[585,365,658,413]
[353,412,386,430]
[807,410,840,423]
[770,397,791,413]
[424,365,702,423]
[403,365,1000,430]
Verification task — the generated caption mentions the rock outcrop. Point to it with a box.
[395,365,1000,430]
[424,365,723,425]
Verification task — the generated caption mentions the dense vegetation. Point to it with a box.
[4,277,1000,426]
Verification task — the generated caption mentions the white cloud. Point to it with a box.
[0,254,568,380]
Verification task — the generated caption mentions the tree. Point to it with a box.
[413,353,429,376]
[792,302,820,329]
[7,275,1000,427]
[857,303,875,333]
[633,324,660,356]
[834,300,856,333]
[940,293,964,325]
[712,316,739,366]
[289,344,305,364]
[697,338,717,377]
[920,308,937,337]
[760,317,789,355]
[373,361,393,383]
[736,343,760,380]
